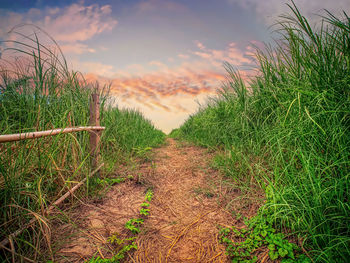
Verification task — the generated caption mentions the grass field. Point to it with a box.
[173,4,349,262]
[0,31,164,261]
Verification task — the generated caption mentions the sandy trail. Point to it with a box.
[53,138,252,262]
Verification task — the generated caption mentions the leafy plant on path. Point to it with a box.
[125,218,144,234]
[86,189,154,262]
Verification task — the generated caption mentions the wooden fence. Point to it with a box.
[0,93,104,169]
[0,93,105,248]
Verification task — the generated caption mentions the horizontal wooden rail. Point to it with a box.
[0,126,105,143]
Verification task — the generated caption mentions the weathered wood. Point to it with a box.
[0,163,104,248]
[0,126,105,143]
[89,93,101,170]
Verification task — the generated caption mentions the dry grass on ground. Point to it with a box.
[52,139,262,262]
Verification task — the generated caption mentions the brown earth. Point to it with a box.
[52,138,261,262]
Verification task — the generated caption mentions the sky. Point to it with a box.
[0,0,349,133]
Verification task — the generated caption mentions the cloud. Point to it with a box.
[150,101,171,111]
[191,41,253,68]
[83,64,225,112]
[65,40,255,133]
[79,40,254,115]
[72,61,116,78]
[228,0,350,26]
[60,43,96,54]
[40,3,116,43]
[0,2,117,55]
[195,41,206,50]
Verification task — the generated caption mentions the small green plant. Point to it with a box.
[87,256,115,263]
[96,177,125,186]
[87,184,154,262]
[139,201,151,216]
[86,233,138,263]
[133,146,153,160]
[114,242,138,261]
[125,218,144,234]
[219,215,311,263]
[140,202,150,207]
[139,208,150,216]
[87,241,137,263]
[145,189,153,202]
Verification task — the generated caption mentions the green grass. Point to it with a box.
[0,28,164,261]
[174,3,349,262]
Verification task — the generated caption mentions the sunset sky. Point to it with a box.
[1,0,349,133]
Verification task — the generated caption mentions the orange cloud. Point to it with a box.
[150,101,171,111]
[84,65,226,113]
[79,40,255,117]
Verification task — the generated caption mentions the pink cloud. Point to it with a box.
[60,43,96,54]
[73,61,116,78]
[72,41,255,105]
[195,41,206,50]
[192,41,252,67]
[84,63,226,113]
[193,51,212,59]
[0,3,117,55]
[41,3,116,43]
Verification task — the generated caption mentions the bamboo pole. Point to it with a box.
[0,163,104,248]
[89,93,101,170]
[0,126,105,143]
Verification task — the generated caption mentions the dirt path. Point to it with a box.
[133,139,234,262]
[53,138,257,262]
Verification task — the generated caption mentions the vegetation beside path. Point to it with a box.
[173,3,349,262]
[0,29,164,262]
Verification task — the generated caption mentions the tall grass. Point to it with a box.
[0,27,164,261]
[176,3,349,262]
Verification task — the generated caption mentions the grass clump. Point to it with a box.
[0,27,164,261]
[175,2,349,262]
[219,214,311,263]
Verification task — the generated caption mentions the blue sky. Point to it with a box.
[0,0,349,132]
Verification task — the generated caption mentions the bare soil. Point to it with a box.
[52,138,260,262]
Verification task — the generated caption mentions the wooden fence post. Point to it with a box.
[89,93,100,171]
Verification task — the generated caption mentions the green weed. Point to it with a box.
[96,177,125,186]
[145,189,154,202]
[87,188,154,261]
[125,218,144,234]
[139,208,150,216]
[219,215,311,262]
[140,202,150,207]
